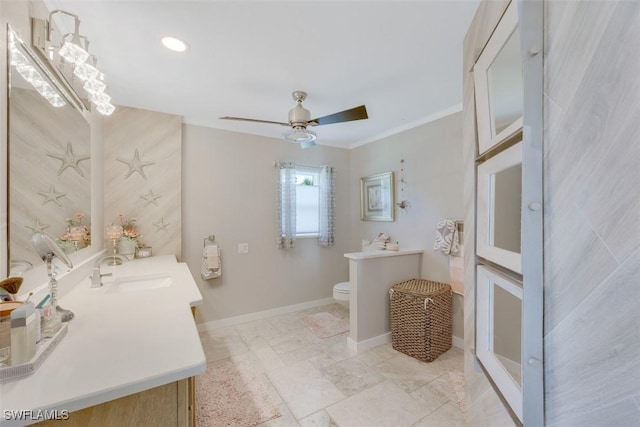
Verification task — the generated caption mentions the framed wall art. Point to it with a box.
[360,172,394,221]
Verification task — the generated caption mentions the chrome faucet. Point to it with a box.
[90,254,127,288]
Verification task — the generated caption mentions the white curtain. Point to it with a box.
[278,162,296,249]
[318,165,335,247]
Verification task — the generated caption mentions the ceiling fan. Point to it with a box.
[220,91,368,148]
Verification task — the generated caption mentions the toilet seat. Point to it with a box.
[334,282,350,293]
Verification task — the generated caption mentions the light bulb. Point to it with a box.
[73,62,99,81]
[96,102,115,116]
[59,40,89,65]
[89,92,111,105]
[83,78,106,94]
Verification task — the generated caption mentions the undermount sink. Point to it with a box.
[108,274,172,293]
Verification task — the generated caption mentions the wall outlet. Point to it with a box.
[238,243,249,254]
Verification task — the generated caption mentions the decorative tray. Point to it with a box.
[0,323,68,383]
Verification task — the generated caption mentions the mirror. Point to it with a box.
[489,28,523,136]
[474,0,523,154]
[492,281,522,386]
[476,265,523,421]
[7,27,91,274]
[477,141,522,273]
[492,164,522,253]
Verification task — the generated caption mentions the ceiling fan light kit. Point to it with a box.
[282,127,317,147]
[220,90,368,148]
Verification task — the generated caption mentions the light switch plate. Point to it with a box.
[238,243,249,254]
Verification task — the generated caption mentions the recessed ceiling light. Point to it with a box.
[161,36,189,52]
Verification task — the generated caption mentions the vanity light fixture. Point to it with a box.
[8,31,66,108]
[57,15,89,65]
[161,36,189,52]
[31,9,116,115]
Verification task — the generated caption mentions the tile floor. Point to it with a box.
[198,303,466,427]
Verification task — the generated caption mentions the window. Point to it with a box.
[278,162,335,248]
[295,167,319,236]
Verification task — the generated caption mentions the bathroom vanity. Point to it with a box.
[344,249,423,353]
[0,255,206,427]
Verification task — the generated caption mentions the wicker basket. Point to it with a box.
[389,279,452,362]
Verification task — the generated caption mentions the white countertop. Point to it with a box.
[0,255,206,426]
[344,248,424,260]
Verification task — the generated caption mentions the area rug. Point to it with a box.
[448,370,466,413]
[300,311,349,339]
[196,358,281,427]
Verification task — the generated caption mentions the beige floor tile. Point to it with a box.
[199,326,249,362]
[321,357,386,397]
[376,354,446,393]
[356,343,399,367]
[198,305,465,427]
[326,381,429,427]
[253,346,286,373]
[268,312,306,335]
[424,371,465,404]
[433,347,465,372]
[298,409,339,427]
[317,334,357,363]
[279,342,325,365]
[269,327,321,355]
[307,352,340,369]
[410,383,450,414]
[267,360,345,420]
[411,401,466,427]
[244,335,272,352]
[236,319,280,339]
[259,402,301,427]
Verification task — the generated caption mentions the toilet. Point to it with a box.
[333,282,350,307]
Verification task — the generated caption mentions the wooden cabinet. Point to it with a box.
[36,377,195,426]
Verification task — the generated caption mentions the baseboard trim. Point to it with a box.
[347,333,463,354]
[452,335,464,349]
[197,297,336,331]
[347,333,392,354]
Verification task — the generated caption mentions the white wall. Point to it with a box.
[349,112,465,340]
[182,125,351,325]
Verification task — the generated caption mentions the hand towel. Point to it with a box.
[206,245,219,269]
[434,219,460,255]
[201,245,221,280]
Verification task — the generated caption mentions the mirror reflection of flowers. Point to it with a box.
[116,212,141,247]
[57,212,91,252]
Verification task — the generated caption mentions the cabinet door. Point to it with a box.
[477,141,522,274]
[473,0,523,155]
[476,265,522,420]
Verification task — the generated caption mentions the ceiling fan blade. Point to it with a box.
[309,105,368,126]
[219,116,289,126]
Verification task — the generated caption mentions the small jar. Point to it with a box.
[0,301,23,366]
[136,246,152,258]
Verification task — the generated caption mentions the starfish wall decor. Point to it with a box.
[117,149,155,180]
[38,185,67,207]
[25,219,50,234]
[47,143,90,177]
[140,189,162,207]
[153,217,170,232]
